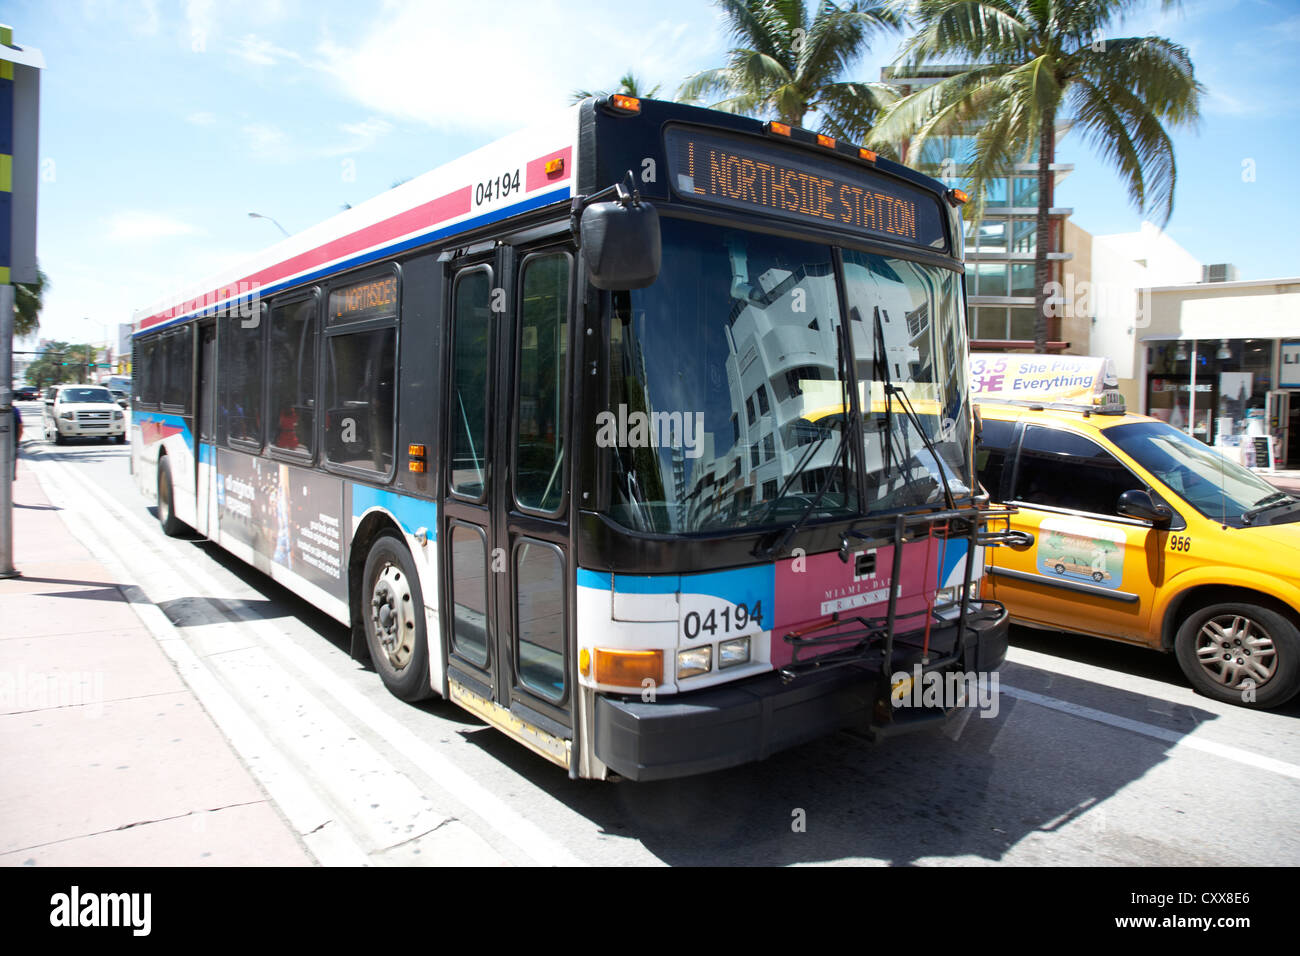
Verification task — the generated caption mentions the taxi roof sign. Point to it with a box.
[970,354,1126,415]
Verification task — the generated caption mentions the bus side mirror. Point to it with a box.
[580,201,661,290]
[1117,489,1173,527]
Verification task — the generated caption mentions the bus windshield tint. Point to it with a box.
[605,218,971,535]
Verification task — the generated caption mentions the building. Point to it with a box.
[1133,276,1300,469]
[880,65,1076,352]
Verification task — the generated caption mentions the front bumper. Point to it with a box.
[594,601,1009,781]
[54,420,125,437]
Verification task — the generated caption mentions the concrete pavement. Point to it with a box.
[0,441,313,866]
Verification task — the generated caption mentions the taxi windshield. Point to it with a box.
[1107,421,1289,527]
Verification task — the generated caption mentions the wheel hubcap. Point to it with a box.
[370,564,416,669]
[1195,614,1277,689]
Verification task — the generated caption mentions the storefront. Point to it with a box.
[1136,278,1300,472]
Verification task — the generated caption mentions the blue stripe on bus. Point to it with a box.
[576,569,612,590]
[134,187,573,336]
[351,484,438,540]
[199,443,215,465]
[678,565,775,609]
[576,565,777,609]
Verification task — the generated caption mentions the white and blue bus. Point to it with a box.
[132,96,1014,780]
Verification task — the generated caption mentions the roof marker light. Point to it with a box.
[949,188,970,205]
[816,134,836,149]
[544,157,565,176]
[609,94,641,114]
[768,121,792,137]
[858,147,877,162]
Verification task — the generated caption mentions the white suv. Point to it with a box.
[43,385,127,444]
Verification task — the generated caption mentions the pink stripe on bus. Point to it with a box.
[526,147,573,193]
[140,185,474,330]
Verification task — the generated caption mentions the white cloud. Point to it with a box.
[240,122,294,162]
[106,212,204,241]
[312,1,722,133]
[186,110,218,126]
[231,32,304,67]
[320,117,394,156]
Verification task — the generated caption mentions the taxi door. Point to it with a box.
[984,422,1163,646]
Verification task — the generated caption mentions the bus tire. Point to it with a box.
[156,457,185,537]
[1174,602,1300,708]
[362,532,434,702]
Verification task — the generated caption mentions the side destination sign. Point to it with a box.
[664,126,947,250]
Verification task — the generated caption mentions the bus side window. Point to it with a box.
[269,297,318,457]
[222,304,266,448]
[324,327,396,474]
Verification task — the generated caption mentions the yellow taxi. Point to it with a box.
[971,354,1300,708]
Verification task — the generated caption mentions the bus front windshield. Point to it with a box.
[606,217,971,535]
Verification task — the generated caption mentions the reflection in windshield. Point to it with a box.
[1108,421,1286,527]
[605,218,970,535]
[843,250,971,509]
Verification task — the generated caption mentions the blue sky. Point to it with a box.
[7,0,1299,349]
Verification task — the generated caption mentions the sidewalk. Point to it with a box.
[0,445,312,866]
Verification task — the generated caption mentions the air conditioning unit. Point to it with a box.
[1202,263,1240,283]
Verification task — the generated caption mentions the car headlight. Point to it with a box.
[60,410,75,420]
[113,410,124,420]
[676,646,712,679]
[719,637,751,668]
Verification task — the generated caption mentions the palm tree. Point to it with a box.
[14,266,48,339]
[678,0,902,140]
[570,72,662,105]
[869,0,1202,352]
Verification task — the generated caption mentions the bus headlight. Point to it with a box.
[719,637,750,668]
[677,646,711,679]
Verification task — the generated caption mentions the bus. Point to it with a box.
[131,96,1015,781]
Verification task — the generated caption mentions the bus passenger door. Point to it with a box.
[441,244,575,767]
[493,244,574,748]
[195,322,218,536]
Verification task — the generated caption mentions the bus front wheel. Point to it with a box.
[362,532,434,702]
[156,458,185,537]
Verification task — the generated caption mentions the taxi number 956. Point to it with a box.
[683,600,764,640]
[1168,534,1192,552]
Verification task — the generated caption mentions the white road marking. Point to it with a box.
[1000,684,1300,781]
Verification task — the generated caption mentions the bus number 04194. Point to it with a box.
[475,170,521,207]
[683,601,764,640]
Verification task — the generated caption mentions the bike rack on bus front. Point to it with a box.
[779,505,1021,692]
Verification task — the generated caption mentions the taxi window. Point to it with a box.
[1012,425,1144,517]
[976,417,1015,500]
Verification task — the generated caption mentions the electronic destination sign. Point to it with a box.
[665,126,948,250]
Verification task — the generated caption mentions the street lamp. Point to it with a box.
[248,211,291,238]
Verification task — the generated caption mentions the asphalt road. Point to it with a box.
[16,412,1300,866]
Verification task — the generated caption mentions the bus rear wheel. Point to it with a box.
[362,532,434,702]
[156,458,185,537]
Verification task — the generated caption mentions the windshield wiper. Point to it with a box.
[1242,491,1299,525]
[753,308,861,559]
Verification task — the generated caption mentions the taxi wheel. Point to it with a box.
[1174,603,1300,708]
